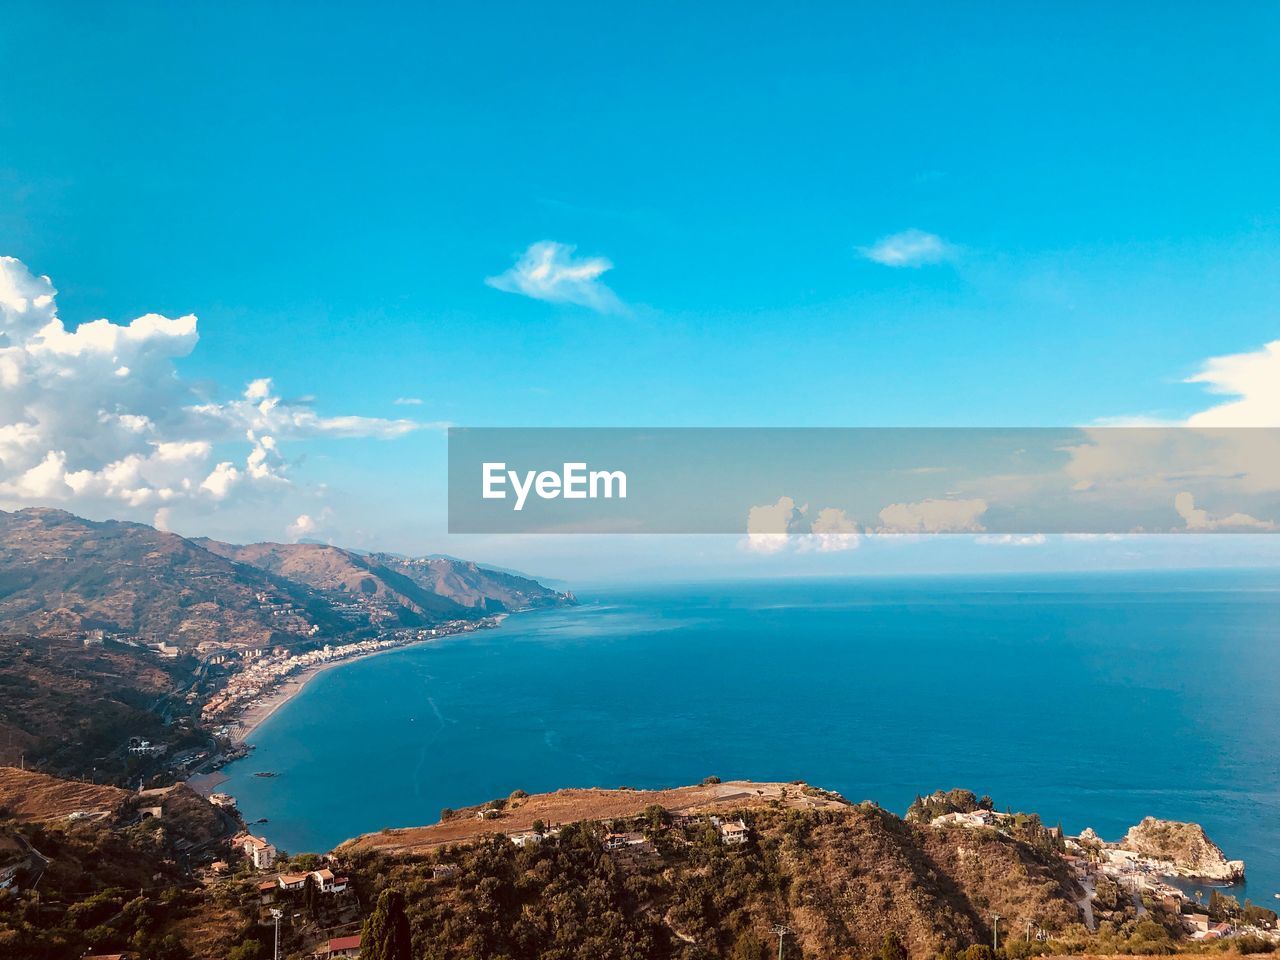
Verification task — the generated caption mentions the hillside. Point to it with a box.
[0,509,572,651]
[197,540,572,621]
[334,783,1114,960]
[0,633,205,781]
[2,775,1270,960]
[0,508,347,648]
[0,768,129,821]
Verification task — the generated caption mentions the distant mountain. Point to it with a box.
[425,553,571,588]
[0,508,346,647]
[0,508,572,652]
[196,540,572,620]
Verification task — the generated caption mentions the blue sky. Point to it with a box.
[2,2,1279,579]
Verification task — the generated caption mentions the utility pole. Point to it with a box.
[271,908,282,960]
[771,924,792,960]
[990,913,1002,952]
[1025,920,1034,943]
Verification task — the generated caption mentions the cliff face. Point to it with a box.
[1120,816,1245,882]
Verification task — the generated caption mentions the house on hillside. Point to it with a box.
[235,833,277,870]
[310,867,349,893]
[318,934,362,959]
[603,832,646,851]
[715,818,749,845]
[276,872,308,891]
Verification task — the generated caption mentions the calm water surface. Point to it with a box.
[221,571,1280,902]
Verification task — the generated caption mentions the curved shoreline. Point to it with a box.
[228,645,401,745]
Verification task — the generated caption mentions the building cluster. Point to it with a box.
[1063,837,1271,942]
[930,809,1006,830]
[201,619,500,726]
[597,814,751,852]
[257,867,350,900]
[126,736,167,757]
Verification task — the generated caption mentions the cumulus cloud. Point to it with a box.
[860,229,954,267]
[806,507,861,552]
[0,255,424,514]
[285,514,335,545]
[743,495,806,553]
[486,241,625,313]
[1173,492,1276,531]
[742,499,862,554]
[1186,339,1280,427]
[877,498,987,533]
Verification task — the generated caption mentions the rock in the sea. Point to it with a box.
[1119,817,1245,882]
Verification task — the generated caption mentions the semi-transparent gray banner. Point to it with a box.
[447,427,1280,535]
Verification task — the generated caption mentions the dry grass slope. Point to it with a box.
[0,767,129,820]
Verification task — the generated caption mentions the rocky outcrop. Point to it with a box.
[1119,816,1245,882]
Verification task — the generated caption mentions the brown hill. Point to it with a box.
[336,783,1095,960]
[195,540,476,624]
[0,509,570,650]
[0,508,348,647]
[0,767,129,821]
[196,540,572,623]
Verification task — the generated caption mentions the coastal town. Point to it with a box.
[198,616,505,737]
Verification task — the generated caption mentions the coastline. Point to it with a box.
[228,647,386,745]
[214,609,526,748]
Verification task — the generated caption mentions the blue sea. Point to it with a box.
[221,570,1280,903]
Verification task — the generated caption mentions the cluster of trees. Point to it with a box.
[1205,888,1278,927]
[906,790,995,824]
[0,820,197,960]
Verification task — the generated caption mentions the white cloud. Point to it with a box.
[877,497,987,533]
[0,255,424,514]
[486,241,624,313]
[805,507,861,552]
[743,495,806,553]
[860,229,954,267]
[1186,339,1280,427]
[1173,492,1275,531]
[742,499,862,554]
[394,396,423,406]
[975,533,1047,546]
[287,512,319,541]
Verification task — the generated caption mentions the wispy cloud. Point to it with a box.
[393,397,423,406]
[486,241,625,313]
[860,229,954,267]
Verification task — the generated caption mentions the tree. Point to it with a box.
[731,929,767,960]
[879,932,908,960]
[302,873,321,921]
[362,888,413,960]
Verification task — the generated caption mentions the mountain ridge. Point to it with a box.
[0,507,572,651]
